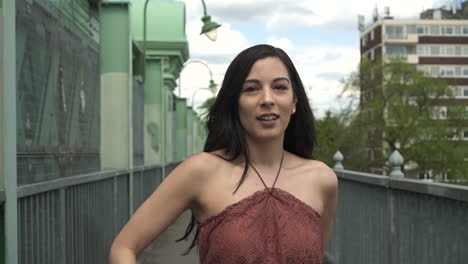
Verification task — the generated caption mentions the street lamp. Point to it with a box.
[200,0,222,41]
[178,59,217,97]
[143,0,221,79]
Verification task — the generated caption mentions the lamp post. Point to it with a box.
[143,0,221,79]
[178,59,217,97]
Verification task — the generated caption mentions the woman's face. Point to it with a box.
[239,57,296,142]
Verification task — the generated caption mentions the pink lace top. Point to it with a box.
[197,186,323,263]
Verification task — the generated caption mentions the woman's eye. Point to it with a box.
[274,85,288,90]
[244,86,258,92]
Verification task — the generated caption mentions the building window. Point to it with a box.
[371,30,374,40]
[386,25,405,39]
[441,46,455,57]
[464,87,468,97]
[462,46,468,56]
[440,106,447,120]
[441,25,454,35]
[417,45,429,56]
[440,67,455,77]
[386,45,407,58]
[362,37,366,47]
[417,25,429,35]
[446,86,457,97]
[463,68,468,77]
[463,26,468,35]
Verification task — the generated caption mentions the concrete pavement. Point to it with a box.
[137,210,200,264]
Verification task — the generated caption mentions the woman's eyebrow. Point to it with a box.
[273,77,290,83]
[244,79,260,84]
[244,77,290,84]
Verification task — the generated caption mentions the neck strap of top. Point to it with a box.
[249,150,285,189]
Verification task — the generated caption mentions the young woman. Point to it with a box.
[109,44,338,264]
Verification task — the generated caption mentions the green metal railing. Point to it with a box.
[327,152,468,264]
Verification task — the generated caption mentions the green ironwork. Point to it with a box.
[3,1,18,263]
[99,2,134,214]
[175,98,187,161]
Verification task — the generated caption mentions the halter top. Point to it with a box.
[197,153,323,264]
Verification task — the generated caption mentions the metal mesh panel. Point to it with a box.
[16,0,100,185]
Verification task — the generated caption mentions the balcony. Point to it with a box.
[384,33,419,43]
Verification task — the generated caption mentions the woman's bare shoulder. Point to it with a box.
[178,151,230,181]
[287,154,337,190]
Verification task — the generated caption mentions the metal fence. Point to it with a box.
[15,164,177,264]
[327,169,468,264]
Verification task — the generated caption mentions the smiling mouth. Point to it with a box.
[256,114,279,121]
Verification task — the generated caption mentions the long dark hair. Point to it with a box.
[176,44,316,253]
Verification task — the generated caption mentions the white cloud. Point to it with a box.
[182,0,440,32]
[266,36,294,53]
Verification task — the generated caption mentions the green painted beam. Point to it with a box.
[100,3,130,74]
[143,59,163,166]
[2,1,18,263]
[175,97,187,161]
[99,2,134,214]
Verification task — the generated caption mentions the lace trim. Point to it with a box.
[198,187,321,230]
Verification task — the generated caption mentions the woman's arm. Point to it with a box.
[319,166,338,251]
[108,154,208,264]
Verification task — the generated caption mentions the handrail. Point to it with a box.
[335,169,468,202]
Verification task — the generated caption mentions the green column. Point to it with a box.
[164,74,177,164]
[99,2,133,211]
[1,0,18,263]
[144,59,163,165]
[193,114,200,154]
[186,106,194,156]
[100,2,132,169]
[175,97,187,161]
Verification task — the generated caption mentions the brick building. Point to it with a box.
[358,2,468,177]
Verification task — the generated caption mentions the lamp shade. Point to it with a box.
[200,15,221,41]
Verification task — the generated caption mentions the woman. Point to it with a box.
[109,44,338,264]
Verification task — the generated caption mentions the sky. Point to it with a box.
[175,0,452,118]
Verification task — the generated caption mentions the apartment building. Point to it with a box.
[358,2,468,177]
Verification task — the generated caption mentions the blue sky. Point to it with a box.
[175,0,457,118]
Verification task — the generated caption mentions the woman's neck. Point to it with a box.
[245,136,285,168]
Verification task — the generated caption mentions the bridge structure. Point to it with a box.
[1,1,467,264]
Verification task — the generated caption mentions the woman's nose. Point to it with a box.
[260,87,274,107]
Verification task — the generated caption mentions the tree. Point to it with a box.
[197,97,216,114]
[339,58,467,179]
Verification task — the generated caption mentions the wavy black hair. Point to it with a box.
[176,44,317,253]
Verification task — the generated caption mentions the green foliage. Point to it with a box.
[326,58,467,179]
[197,97,216,113]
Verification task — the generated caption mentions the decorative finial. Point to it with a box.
[333,151,344,170]
[389,150,404,178]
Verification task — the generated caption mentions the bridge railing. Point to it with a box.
[326,151,468,264]
[13,163,177,264]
